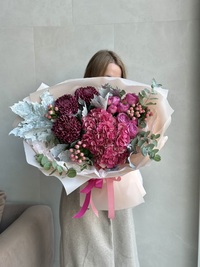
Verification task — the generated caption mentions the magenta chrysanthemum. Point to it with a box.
[52,115,81,144]
[82,108,129,169]
[54,94,79,115]
[75,86,99,104]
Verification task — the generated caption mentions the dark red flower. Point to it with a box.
[54,94,79,115]
[75,86,99,105]
[52,115,81,144]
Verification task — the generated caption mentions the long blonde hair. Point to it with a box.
[84,50,127,78]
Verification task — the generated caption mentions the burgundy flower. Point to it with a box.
[54,94,79,115]
[123,93,139,105]
[52,115,81,144]
[75,86,99,105]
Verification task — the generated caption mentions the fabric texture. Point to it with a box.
[0,191,6,225]
[59,187,140,267]
[0,204,54,267]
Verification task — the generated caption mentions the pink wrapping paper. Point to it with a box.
[12,77,173,213]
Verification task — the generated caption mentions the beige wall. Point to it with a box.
[0,1,199,266]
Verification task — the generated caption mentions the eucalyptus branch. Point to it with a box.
[130,131,161,161]
[35,153,77,178]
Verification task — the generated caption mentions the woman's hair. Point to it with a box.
[84,50,127,78]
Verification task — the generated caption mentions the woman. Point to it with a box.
[59,50,140,267]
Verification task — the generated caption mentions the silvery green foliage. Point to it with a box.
[50,144,68,158]
[101,83,125,98]
[98,85,110,98]
[9,90,54,142]
[79,102,88,118]
[90,93,109,110]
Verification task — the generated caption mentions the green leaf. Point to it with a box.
[138,131,146,137]
[151,140,158,147]
[144,131,150,137]
[153,154,161,161]
[155,134,160,139]
[144,88,151,94]
[138,139,145,147]
[150,134,155,139]
[67,168,77,178]
[41,156,49,166]
[152,149,159,154]
[119,89,126,98]
[146,102,156,105]
[138,120,146,128]
[52,161,57,169]
[138,95,144,105]
[35,154,43,163]
[141,147,148,157]
[151,78,162,89]
[146,144,155,151]
[131,137,138,146]
[43,162,52,170]
[57,165,63,175]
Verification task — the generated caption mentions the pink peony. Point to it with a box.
[127,120,138,138]
[123,93,139,105]
[75,86,99,105]
[117,113,138,139]
[54,94,79,115]
[107,96,121,106]
[117,102,130,113]
[117,113,130,124]
[52,115,82,144]
[107,104,118,114]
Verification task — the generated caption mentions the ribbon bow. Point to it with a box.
[73,177,121,219]
[73,179,103,218]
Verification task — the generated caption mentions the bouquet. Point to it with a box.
[10,77,173,218]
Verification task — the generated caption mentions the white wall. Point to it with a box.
[0,1,199,266]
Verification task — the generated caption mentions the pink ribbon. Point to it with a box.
[73,177,121,219]
[106,177,121,219]
[73,179,103,218]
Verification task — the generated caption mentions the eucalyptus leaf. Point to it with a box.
[41,156,49,166]
[153,154,161,161]
[138,139,145,147]
[57,165,63,175]
[67,168,77,178]
[44,162,52,170]
[146,102,156,105]
[146,144,155,151]
[141,147,148,157]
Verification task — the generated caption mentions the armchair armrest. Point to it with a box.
[0,205,54,267]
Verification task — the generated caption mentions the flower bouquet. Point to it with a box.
[10,77,173,218]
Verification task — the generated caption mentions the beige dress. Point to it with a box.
[59,187,140,267]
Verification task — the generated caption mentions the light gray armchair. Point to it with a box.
[0,202,54,267]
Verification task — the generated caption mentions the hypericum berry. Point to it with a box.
[45,104,59,121]
[127,102,153,124]
[69,141,89,164]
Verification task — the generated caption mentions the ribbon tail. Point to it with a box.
[106,179,115,219]
[90,198,99,217]
[73,192,91,218]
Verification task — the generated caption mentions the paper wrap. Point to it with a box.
[11,77,174,212]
